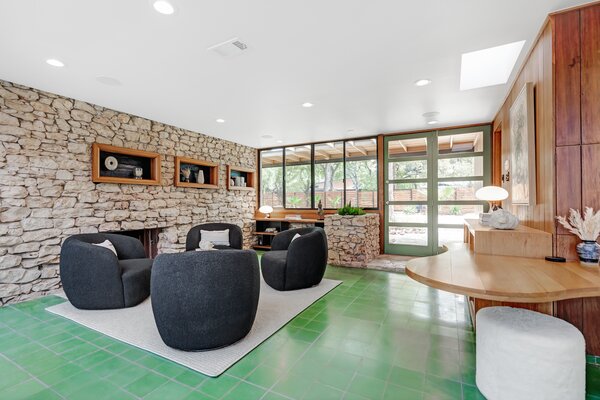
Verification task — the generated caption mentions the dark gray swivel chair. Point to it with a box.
[59,233,152,310]
[185,223,243,251]
[261,227,328,291]
[151,250,260,350]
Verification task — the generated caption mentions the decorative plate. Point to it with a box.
[104,156,118,171]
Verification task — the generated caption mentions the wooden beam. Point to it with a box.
[349,141,367,156]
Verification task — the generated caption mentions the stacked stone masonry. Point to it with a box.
[0,80,256,305]
[325,214,380,268]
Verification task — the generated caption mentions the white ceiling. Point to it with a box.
[0,0,588,148]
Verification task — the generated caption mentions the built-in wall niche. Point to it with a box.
[174,157,219,189]
[92,143,161,185]
[227,165,255,191]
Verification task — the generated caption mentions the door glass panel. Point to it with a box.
[389,227,428,246]
[314,142,344,209]
[438,228,465,246]
[438,181,483,201]
[388,138,428,157]
[388,205,428,224]
[285,146,311,208]
[389,160,427,180]
[438,204,483,225]
[260,148,284,208]
[438,131,483,154]
[438,156,484,178]
[388,183,427,201]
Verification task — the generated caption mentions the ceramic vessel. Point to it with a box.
[196,170,205,184]
[489,209,519,230]
[577,240,600,266]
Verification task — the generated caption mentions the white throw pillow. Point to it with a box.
[200,229,230,246]
[291,233,301,242]
[92,240,117,256]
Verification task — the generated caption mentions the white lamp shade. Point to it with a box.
[475,186,509,202]
[258,205,274,214]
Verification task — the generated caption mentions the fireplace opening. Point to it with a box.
[112,228,162,258]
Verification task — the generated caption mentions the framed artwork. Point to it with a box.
[509,82,536,205]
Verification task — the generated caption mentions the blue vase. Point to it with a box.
[576,240,600,266]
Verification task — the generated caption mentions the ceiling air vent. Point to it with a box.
[208,37,249,57]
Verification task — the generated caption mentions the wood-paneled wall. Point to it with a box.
[494,3,600,355]
[492,22,555,236]
[552,4,600,355]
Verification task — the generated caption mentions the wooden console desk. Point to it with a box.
[407,243,600,302]
[408,220,600,329]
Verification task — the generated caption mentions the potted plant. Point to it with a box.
[337,201,366,216]
[556,207,600,266]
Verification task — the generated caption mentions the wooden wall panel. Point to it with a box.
[555,298,584,331]
[582,144,600,209]
[556,233,579,260]
[582,6,600,144]
[584,298,600,355]
[492,23,554,234]
[552,5,600,354]
[554,11,582,146]
[555,146,581,234]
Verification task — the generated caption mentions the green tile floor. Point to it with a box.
[1,265,599,399]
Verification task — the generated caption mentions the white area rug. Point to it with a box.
[46,278,341,377]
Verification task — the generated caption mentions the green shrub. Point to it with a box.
[337,201,366,216]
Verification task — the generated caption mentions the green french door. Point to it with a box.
[384,127,491,256]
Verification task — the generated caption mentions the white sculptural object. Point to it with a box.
[489,209,519,230]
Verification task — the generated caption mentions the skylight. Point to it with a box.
[460,40,525,91]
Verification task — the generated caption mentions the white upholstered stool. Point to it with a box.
[476,306,585,400]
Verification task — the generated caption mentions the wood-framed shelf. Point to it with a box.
[174,157,219,189]
[92,143,161,185]
[227,165,256,191]
[253,245,272,250]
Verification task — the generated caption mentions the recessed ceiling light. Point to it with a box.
[302,102,313,108]
[423,112,440,125]
[153,0,175,15]
[276,140,283,144]
[46,59,64,68]
[261,134,273,139]
[96,76,122,86]
[460,40,525,90]
[414,79,432,87]
[216,118,225,123]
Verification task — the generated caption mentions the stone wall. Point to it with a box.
[325,214,380,267]
[0,80,257,305]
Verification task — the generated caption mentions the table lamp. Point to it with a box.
[475,186,509,225]
[258,205,273,218]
